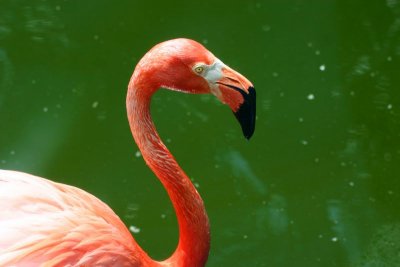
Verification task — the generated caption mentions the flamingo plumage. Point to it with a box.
[0,38,256,267]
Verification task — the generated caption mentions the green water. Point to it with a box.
[1,1,400,266]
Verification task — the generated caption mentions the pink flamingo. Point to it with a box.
[0,38,255,267]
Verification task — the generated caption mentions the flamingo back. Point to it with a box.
[0,170,148,267]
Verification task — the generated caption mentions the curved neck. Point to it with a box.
[126,82,210,267]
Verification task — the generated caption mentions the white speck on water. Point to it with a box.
[350,91,355,96]
[127,203,139,212]
[55,5,61,11]
[262,100,271,111]
[243,235,248,239]
[202,39,208,44]
[331,237,338,242]
[96,113,107,121]
[307,94,315,100]
[301,140,308,146]
[262,25,271,32]
[166,138,172,143]
[32,36,44,42]
[298,117,304,123]
[314,158,320,163]
[307,42,313,47]
[92,101,99,108]
[387,104,393,109]
[161,214,166,219]
[194,182,200,188]
[129,225,141,234]
[10,150,15,155]
[387,190,394,195]
[32,79,36,84]
[94,35,99,40]
[279,92,285,97]
[315,50,321,55]
[272,72,279,77]
[135,151,141,158]
[319,64,326,71]
[384,152,392,162]
[349,181,355,187]
[387,56,392,61]
[43,107,48,112]
[331,90,341,98]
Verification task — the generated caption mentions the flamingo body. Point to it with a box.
[0,39,255,267]
[0,170,146,266]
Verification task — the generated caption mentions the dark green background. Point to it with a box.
[1,1,399,266]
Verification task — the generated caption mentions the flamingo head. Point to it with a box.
[136,38,256,139]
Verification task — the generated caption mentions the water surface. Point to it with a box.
[1,1,400,266]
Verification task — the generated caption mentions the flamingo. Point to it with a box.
[0,38,256,267]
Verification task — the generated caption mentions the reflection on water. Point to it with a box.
[23,3,69,47]
[266,194,288,235]
[327,199,361,264]
[356,223,400,267]
[0,49,13,107]
[220,149,267,196]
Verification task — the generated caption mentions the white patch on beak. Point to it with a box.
[204,58,225,98]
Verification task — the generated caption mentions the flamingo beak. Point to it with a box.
[214,65,256,140]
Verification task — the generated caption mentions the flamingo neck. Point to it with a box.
[126,83,210,267]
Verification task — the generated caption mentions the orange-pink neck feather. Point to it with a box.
[126,77,210,267]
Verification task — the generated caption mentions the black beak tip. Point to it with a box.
[233,86,256,140]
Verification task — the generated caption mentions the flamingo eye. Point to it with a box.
[193,65,205,74]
